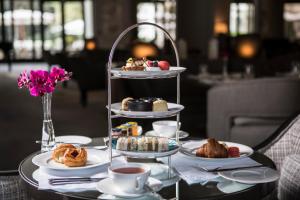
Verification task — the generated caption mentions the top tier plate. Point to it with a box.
[110,67,186,79]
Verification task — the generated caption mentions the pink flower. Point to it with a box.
[50,67,72,82]
[17,70,30,88]
[28,70,55,96]
[17,67,72,97]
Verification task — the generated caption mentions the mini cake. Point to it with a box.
[153,100,168,111]
[116,136,170,152]
[122,58,146,71]
[121,97,133,110]
[127,99,152,111]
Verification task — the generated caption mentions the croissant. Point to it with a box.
[196,138,228,158]
[63,148,87,167]
[52,144,76,163]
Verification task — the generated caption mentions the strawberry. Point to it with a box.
[158,61,170,70]
[228,147,240,157]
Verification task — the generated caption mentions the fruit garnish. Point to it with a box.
[153,61,159,67]
[228,147,240,157]
[158,61,170,70]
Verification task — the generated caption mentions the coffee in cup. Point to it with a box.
[108,164,150,193]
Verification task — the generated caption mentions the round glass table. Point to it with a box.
[19,138,276,200]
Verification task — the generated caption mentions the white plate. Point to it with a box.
[180,140,253,162]
[218,167,279,184]
[115,146,179,158]
[145,130,189,140]
[55,135,92,145]
[111,67,186,79]
[32,149,110,171]
[109,103,184,118]
[96,177,162,198]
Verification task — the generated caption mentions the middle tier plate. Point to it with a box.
[109,102,184,118]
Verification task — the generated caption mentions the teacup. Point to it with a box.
[108,163,150,193]
[152,120,181,138]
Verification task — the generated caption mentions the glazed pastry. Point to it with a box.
[63,147,87,167]
[196,138,228,158]
[152,100,168,111]
[52,144,76,163]
[121,97,133,111]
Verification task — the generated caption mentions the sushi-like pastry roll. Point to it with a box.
[116,137,126,151]
[158,138,169,152]
[137,137,144,151]
[147,137,153,151]
[127,137,132,151]
[152,137,159,151]
[142,137,149,151]
[130,137,138,151]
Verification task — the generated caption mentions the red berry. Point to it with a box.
[147,61,153,67]
[158,61,170,70]
[228,147,240,157]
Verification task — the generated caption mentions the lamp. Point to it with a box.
[85,39,97,51]
[214,22,228,35]
[132,42,158,58]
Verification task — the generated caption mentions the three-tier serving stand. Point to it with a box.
[106,22,185,196]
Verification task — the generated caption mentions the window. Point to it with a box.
[284,3,300,40]
[0,0,94,60]
[230,3,255,36]
[136,0,176,48]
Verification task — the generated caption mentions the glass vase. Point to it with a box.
[41,93,55,152]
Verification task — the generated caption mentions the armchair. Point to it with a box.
[207,78,300,147]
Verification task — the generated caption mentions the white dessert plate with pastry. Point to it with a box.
[111,67,186,79]
[109,102,184,118]
[32,149,110,171]
[180,139,253,162]
[145,130,189,140]
[55,135,92,145]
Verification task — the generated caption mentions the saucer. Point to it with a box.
[96,177,162,198]
[145,130,189,139]
[56,135,92,145]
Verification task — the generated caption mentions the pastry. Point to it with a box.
[52,144,76,163]
[51,144,88,167]
[122,58,146,71]
[196,138,228,158]
[121,97,133,110]
[127,99,152,111]
[116,136,171,152]
[63,147,87,167]
[153,100,168,111]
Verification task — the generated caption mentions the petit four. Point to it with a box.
[116,136,170,152]
[122,58,146,71]
[153,100,168,112]
[121,97,133,110]
[121,57,170,71]
[127,99,152,111]
[116,122,139,136]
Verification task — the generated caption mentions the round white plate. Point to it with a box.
[218,167,279,184]
[55,135,92,145]
[96,177,162,198]
[180,140,253,162]
[145,130,189,140]
[111,67,186,79]
[32,149,110,171]
[109,103,184,118]
[115,146,179,158]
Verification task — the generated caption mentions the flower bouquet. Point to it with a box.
[18,67,72,151]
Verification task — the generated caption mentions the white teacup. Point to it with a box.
[108,164,150,193]
[152,120,181,138]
